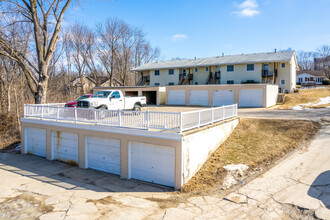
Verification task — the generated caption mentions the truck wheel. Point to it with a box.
[133,104,141,112]
[98,105,107,110]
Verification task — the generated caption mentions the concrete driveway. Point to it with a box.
[1,111,329,219]
[238,108,330,122]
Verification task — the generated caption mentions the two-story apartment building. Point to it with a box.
[133,51,298,92]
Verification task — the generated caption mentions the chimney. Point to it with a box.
[222,53,224,57]
[274,49,277,53]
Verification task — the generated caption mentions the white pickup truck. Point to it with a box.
[77,90,146,111]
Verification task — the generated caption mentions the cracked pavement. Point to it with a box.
[0,123,329,219]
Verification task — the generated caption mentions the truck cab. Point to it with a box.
[77,90,146,111]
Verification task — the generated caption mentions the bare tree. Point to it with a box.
[316,45,330,79]
[296,51,316,71]
[0,0,72,104]
[65,23,95,94]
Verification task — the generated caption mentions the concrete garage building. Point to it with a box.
[21,103,238,189]
[133,51,299,93]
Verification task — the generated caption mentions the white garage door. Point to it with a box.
[168,90,185,105]
[86,136,120,175]
[213,90,235,106]
[239,89,263,107]
[189,90,209,106]
[51,132,78,163]
[25,128,46,157]
[129,142,175,187]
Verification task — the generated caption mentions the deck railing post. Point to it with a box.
[198,111,200,128]
[118,109,121,127]
[180,112,183,133]
[40,106,43,119]
[235,104,238,116]
[146,110,150,130]
[56,107,59,122]
[94,109,97,125]
[74,107,77,123]
[23,105,26,117]
[222,105,225,121]
[211,108,214,124]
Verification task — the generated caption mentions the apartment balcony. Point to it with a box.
[262,69,277,78]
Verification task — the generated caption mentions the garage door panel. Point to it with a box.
[87,136,120,175]
[168,90,185,105]
[239,89,263,107]
[26,128,46,157]
[130,142,175,187]
[189,90,209,106]
[52,132,78,163]
[213,90,235,106]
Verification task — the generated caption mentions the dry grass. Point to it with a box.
[0,114,20,150]
[181,119,321,194]
[276,86,330,109]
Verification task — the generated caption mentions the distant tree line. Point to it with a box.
[296,45,330,79]
[0,1,160,123]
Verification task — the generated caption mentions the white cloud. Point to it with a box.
[172,34,187,41]
[233,0,260,17]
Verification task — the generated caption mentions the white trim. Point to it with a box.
[21,118,183,141]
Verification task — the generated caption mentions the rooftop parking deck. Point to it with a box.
[23,104,237,133]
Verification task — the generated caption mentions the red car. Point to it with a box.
[65,94,93,107]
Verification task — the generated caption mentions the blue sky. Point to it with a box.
[66,0,330,60]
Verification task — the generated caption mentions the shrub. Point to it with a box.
[322,79,330,85]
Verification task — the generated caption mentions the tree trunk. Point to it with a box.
[34,65,49,104]
[7,84,11,113]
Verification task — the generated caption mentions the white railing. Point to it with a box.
[23,104,237,133]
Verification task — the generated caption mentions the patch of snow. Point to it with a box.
[291,96,330,110]
[15,144,21,151]
[292,105,303,110]
[223,164,249,173]
[311,96,330,106]
[222,164,249,189]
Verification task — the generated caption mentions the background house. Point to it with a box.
[69,75,122,95]
[296,70,326,85]
[133,51,298,93]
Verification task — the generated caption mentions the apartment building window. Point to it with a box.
[227,65,234,72]
[205,67,209,72]
[247,64,254,71]
[281,63,286,68]
[227,80,234,84]
[169,69,174,75]
[154,70,160,75]
[195,68,198,72]
[281,79,286,85]
[168,82,174,85]
[155,83,160,86]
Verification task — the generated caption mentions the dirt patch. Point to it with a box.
[276,87,330,109]
[0,114,20,151]
[181,119,321,194]
[145,195,186,209]
[88,196,123,206]
[0,193,53,219]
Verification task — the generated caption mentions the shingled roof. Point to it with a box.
[132,51,296,71]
